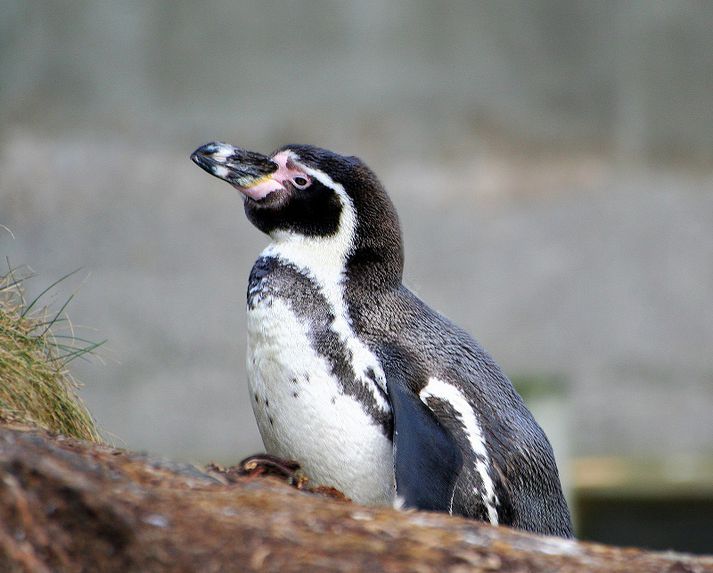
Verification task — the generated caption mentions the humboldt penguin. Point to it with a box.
[191,142,573,537]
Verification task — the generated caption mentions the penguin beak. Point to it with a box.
[190,142,284,201]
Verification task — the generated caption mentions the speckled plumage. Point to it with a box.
[191,142,573,538]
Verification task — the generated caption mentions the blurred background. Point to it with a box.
[1,0,712,553]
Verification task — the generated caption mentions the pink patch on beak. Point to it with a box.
[240,178,285,200]
[240,150,307,201]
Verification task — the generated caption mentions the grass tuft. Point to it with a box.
[0,265,102,442]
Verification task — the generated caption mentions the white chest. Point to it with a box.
[245,294,394,506]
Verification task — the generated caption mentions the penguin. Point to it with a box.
[191,142,574,538]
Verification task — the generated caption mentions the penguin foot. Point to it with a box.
[238,453,303,482]
[206,454,304,486]
[206,454,350,502]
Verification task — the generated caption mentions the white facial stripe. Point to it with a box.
[262,152,389,411]
[269,153,357,272]
[420,377,499,524]
[264,153,354,281]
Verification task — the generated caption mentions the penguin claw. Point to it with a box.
[238,453,302,482]
[206,454,351,502]
[205,454,302,484]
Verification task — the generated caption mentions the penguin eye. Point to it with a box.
[292,175,311,189]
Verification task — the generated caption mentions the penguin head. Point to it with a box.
[192,142,403,285]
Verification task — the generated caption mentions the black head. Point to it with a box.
[191,142,404,287]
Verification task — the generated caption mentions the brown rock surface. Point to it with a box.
[0,424,711,573]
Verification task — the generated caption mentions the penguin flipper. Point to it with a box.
[385,363,463,512]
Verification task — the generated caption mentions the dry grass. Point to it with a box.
[0,266,102,442]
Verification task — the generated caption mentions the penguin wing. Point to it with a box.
[383,348,463,512]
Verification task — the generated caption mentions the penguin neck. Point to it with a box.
[346,192,405,292]
[262,233,347,287]
[264,194,356,287]
[345,240,404,293]
[264,179,404,293]
[261,233,403,290]
[260,219,402,352]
